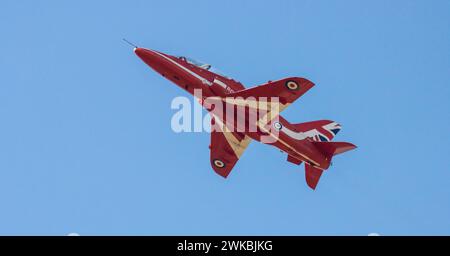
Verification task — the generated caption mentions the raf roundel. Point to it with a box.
[213,159,225,168]
[273,122,283,131]
[285,80,300,91]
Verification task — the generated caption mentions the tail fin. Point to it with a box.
[304,141,356,190]
[292,120,341,142]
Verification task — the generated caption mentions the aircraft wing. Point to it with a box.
[226,77,315,113]
[210,116,251,178]
[207,77,313,177]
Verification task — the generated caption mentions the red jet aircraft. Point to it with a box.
[132,46,356,189]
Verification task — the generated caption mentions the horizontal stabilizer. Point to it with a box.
[312,141,357,158]
[287,155,303,165]
[305,164,324,190]
[304,142,356,189]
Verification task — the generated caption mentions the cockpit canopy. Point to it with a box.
[178,56,211,70]
[178,56,231,79]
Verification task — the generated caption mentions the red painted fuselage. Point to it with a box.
[133,47,356,189]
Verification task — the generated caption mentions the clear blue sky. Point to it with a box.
[0,0,449,235]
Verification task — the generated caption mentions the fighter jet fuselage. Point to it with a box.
[134,47,356,189]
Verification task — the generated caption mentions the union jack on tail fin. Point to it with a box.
[292,120,356,189]
[292,120,341,142]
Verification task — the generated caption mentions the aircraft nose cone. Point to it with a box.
[133,47,146,58]
[133,47,160,66]
[133,47,174,74]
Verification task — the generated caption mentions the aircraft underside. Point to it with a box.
[133,47,356,190]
